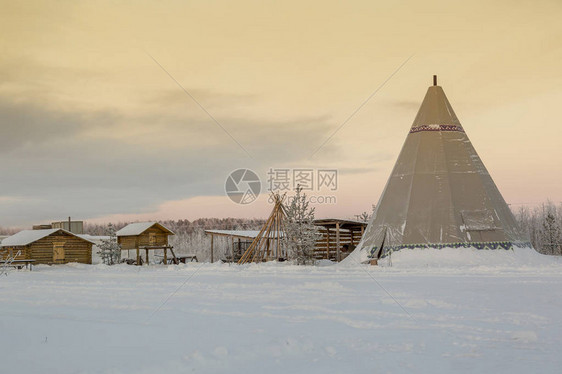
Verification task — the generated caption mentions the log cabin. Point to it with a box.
[1,229,94,265]
[116,222,174,265]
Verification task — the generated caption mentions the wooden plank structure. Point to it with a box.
[238,194,288,264]
[204,230,258,263]
[1,229,94,265]
[313,219,368,261]
[206,217,368,263]
[116,222,176,265]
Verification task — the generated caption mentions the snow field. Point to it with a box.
[1,249,562,373]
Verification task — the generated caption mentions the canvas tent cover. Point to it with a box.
[349,81,528,263]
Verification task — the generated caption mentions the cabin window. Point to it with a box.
[53,242,65,262]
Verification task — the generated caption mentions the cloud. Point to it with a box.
[0,96,342,225]
[141,88,258,110]
[389,100,420,111]
[0,100,116,152]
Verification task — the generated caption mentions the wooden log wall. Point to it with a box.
[118,227,170,250]
[137,228,169,247]
[3,232,92,265]
[118,236,138,250]
[314,228,363,260]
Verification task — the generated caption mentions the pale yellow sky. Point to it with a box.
[1,0,561,225]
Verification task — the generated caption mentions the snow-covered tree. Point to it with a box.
[513,201,562,255]
[98,223,121,265]
[540,211,562,255]
[284,185,320,265]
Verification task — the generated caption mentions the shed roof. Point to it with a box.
[205,230,284,239]
[313,218,368,228]
[77,234,111,243]
[1,229,96,247]
[116,222,174,236]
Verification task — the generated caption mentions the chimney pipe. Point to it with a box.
[433,75,437,86]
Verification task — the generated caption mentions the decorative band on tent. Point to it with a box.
[409,124,464,133]
[368,241,532,258]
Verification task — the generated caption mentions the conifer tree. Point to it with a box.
[98,223,122,265]
[540,212,562,255]
[284,185,320,265]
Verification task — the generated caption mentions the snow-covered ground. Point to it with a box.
[1,249,562,374]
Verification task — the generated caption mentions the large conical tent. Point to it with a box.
[350,76,528,263]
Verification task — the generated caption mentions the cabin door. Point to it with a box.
[149,233,156,246]
[53,242,65,263]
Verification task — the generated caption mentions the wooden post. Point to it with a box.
[336,222,341,262]
[266,238,270,258]
[145,248,149,265]
[136,247,140,265]
[163,247,167,264]
[210,234,214,263]
[326,228,330,260]
[273,207,283,262]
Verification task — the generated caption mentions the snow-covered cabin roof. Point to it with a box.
[116,222,174,236]
[1,229,96,247]
[205,230,284,239]
[77,234,110,243]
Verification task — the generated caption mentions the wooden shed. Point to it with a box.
[116,222,175,265]
[1,229,94,265]
[205,230,285,263]
[313,219,368,261]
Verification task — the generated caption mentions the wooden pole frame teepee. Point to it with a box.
[238,193,288,264]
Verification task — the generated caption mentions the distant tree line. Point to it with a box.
[513,201,562,256]
[0,227,20,236]
[1,201,561,259]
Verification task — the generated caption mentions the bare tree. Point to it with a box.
[355,204,376,223]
